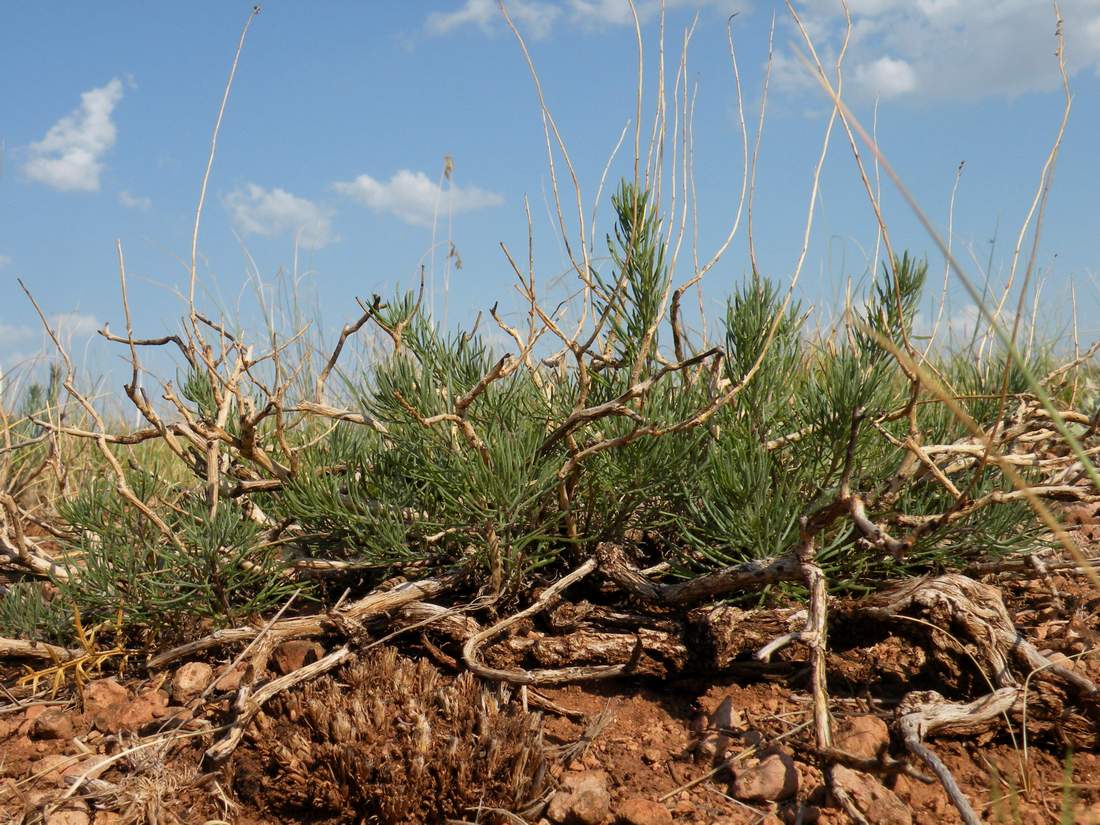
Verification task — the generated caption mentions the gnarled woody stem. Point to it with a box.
[596,541,802,604]
[896,688,1021,825]
[149,575,453,668]
[462,558,643,685]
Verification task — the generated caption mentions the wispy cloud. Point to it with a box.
[427,0,717,38]
[566,0,679,27]
[224,184,338,250]
[333,169,503,227]
[51,312,101,337]
[0,312,99,348]
[0,322,34,347]
[914,302,981,344]
[427,0,560,37]
[777,1,1100,101]
[0,255,11,270]
[24,78,124,192]
[118,190,152,210]
[853,55,917,99]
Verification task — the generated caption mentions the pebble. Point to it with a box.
[732,753,799,802]
[616,797,673,825]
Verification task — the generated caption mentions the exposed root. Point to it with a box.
[864,573,1099,696]
[0,638,79,662]
[859,573,1100,822]
[754,519,868,824]
[596,541,802,604]
[462,559,643,685]
[149,576,453,668]
[896,688,1021,825]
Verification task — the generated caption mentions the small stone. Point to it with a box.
[641,748,663,765]
[831,766,912,825]
[709,695,742,730]
[570,774,611,825]
[732,753,799,802]
[548,791,573,824]
[1045,651,1075,670]
[273,640,325,675]
[45,813,87,825]
[213,662,246,692]
[834,715,890,761]
[616,797,673,825]
[83,679,130,733]
[561,770,608,792]
[672,797,695,816]
[31,708,78,740]
[116,689,169,732]
[45,804,90,825]
[549,771,611,825]
[33,754,74,785]
[18,703,49,735]
[171,661,213,703]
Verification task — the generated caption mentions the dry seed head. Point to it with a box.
[234,647,548,824]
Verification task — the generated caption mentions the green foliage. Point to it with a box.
[8,178,1075,642]
[2,364,63,504]
[279,318,570,585]
[594,180,671,376]
[0,581,73,646]
[53,470,299,639]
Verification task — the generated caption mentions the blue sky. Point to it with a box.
[2,0,1100,387]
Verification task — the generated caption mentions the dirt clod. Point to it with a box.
[831,765,912,825]
[641,748,662,765]
[82,679,129,733]
[272,639,325,674]
[615,797,673,825]
[170,661,213,703]
[44,804,90,825]
[213,661,246,692]
[31,708,79,740]
[732,752,799,802]
[550,770,611,825]
[834,714,890,761]
[116,688,168,731]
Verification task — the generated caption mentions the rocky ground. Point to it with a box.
[3,539,1100,824]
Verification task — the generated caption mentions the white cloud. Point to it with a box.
[853,55,917,99]
[0,313,98,349]
[427,0,560,37]
[51,312,101,338]
[568,0,638,25]
[779,1,1100,102]
[118,190,151,210]
[224,184,338,249]
[914,302,980,343]
[24,78,124,192]
[333,169,504,227]
[427,0,718,37]
[0,322,33,347]
[567,0,710,26]
[0,255,10,270]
